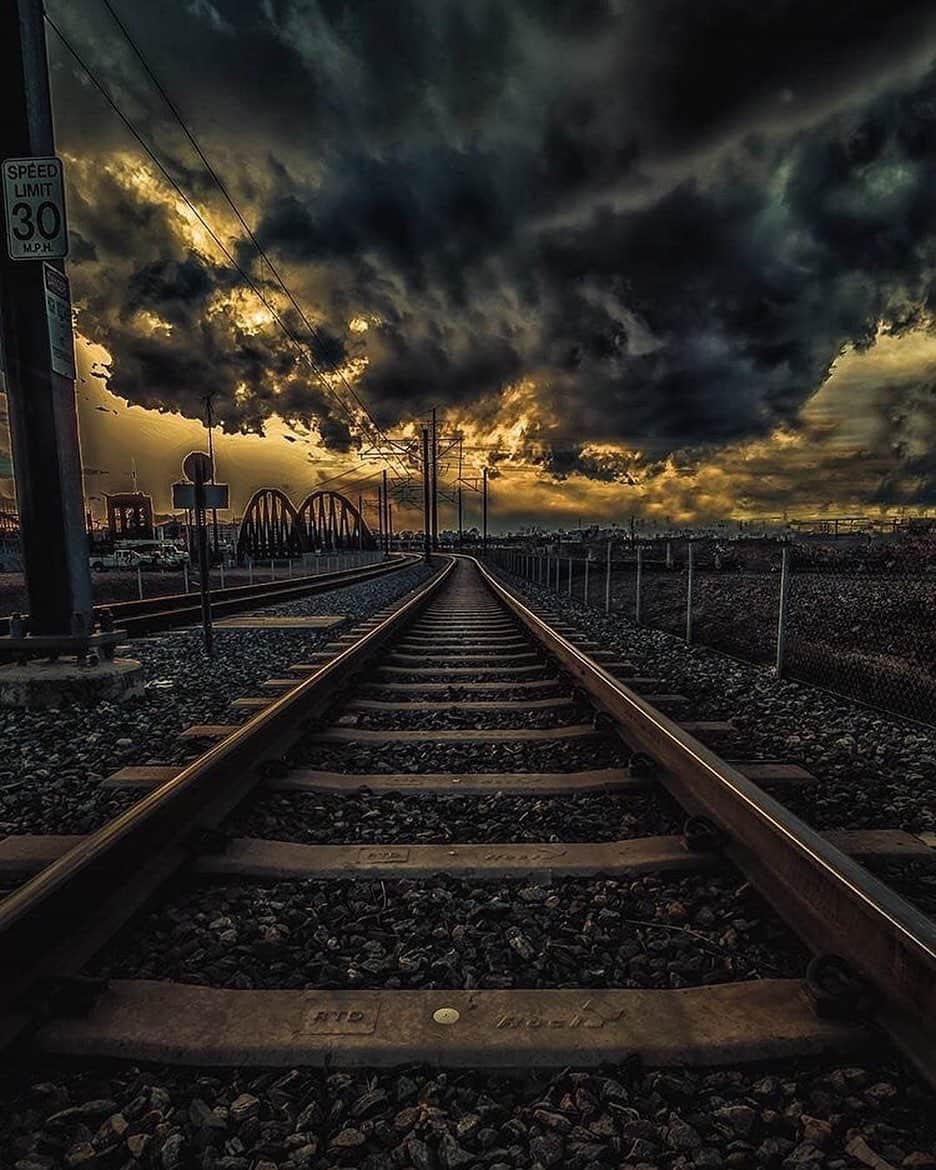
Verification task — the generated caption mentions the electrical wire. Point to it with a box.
[46,9,409,483]
[312,466,383,492]
[98,0,403,469]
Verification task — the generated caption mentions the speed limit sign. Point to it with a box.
[2,156,69,261]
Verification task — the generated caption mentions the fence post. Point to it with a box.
[183,561,190,593]
[219,561,225,589]
[635,545,643,625]
[604,539,612,613]
[584,556,590,606]
[248,558,253,586]
[685,541,694,644]
[568,556,573,596]
[666,540,673,570]
[271,559,275,580]
[775,544,791,675]
[288,558,293,579]
[137,565,144,600]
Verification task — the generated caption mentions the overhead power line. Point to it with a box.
[46,10,359,435]
[97,0,402,471]
[45,8,407,478]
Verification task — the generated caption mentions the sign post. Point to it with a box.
[0,0,92,645]
[174,453,228,656]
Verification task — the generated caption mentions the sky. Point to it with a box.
[16,0,936,530]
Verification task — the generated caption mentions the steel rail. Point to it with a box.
[473,556,936,1085]
[115,557,417,636]
[0,556,417,641]
[0,557,453,1048]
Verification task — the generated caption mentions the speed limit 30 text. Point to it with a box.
[3,156,68,260]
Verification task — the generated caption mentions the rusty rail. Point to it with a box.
[474,556,936,1086]
[0,555,417,643]
[0,558,452,1046]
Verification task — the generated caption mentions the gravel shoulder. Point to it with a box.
[493,569,936,837]
[0,563,435,837]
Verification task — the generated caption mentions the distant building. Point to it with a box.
[106,492,155,542]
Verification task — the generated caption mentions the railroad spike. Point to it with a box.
[27,975,109,1021]
[682,815,728,852]
[192,827,231,855]
[628,751,658,778]
[592,710,616,733]
[259,758,291,780]
[806,954,876,1020]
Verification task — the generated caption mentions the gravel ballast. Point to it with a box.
[0,563,435,838]
[347,703,588,731]
[287,738,630,775]
[232,789,682,844]
[493,569,936,837]
[3,1060,933,1170]
[91,873,807,991]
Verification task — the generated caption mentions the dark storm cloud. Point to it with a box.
[67,230,97,264]
[358,325,524,423]
[64,163,355,444]
[866,379,936,505]
[48,0,936,480]
[531,445,638,484]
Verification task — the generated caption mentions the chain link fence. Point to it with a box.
[489,535,936,726]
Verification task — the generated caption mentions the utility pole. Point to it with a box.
[482,467,489,553]
[381,468,389,554]
[430,407,438,550]
[189,453,213,656]
[457,436,464,550]
[0,0,93,640]
[205,395,220,558]
[421,426,431,563]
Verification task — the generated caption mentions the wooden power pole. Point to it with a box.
[0,0,93,640]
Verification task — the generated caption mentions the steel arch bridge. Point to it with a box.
[297,491,372,551]
[236,488,376,561]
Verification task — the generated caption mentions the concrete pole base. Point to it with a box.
[0,658,144,708]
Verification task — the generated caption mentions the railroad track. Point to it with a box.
[0,555,935,1090]
[0,554,414,643]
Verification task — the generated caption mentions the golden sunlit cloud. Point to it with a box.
[50,150,936,531]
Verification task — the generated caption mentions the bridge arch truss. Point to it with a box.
[235,487,376,561]
[297,490,375,552]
